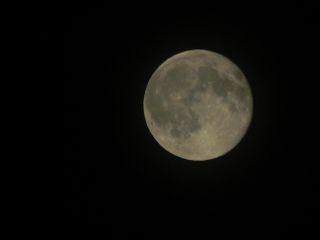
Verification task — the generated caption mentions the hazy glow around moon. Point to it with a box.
[143,49,253,161]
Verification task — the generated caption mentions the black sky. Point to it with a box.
[64,4,317,234]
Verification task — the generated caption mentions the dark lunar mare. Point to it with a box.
[145,63,202,139]
[196,65,249,112]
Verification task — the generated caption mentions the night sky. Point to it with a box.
[64,4,317,235]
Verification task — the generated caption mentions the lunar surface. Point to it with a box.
[143,49,253,161]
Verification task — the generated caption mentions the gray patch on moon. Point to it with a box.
[144,63,201,140]
[198,66,228,97]
[232,67,245,81]
[196,65,248,113]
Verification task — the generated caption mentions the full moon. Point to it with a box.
[143,49,253,161]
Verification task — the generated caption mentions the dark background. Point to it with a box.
[64,4,317,235]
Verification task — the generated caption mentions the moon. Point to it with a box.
[143,49,253,161]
